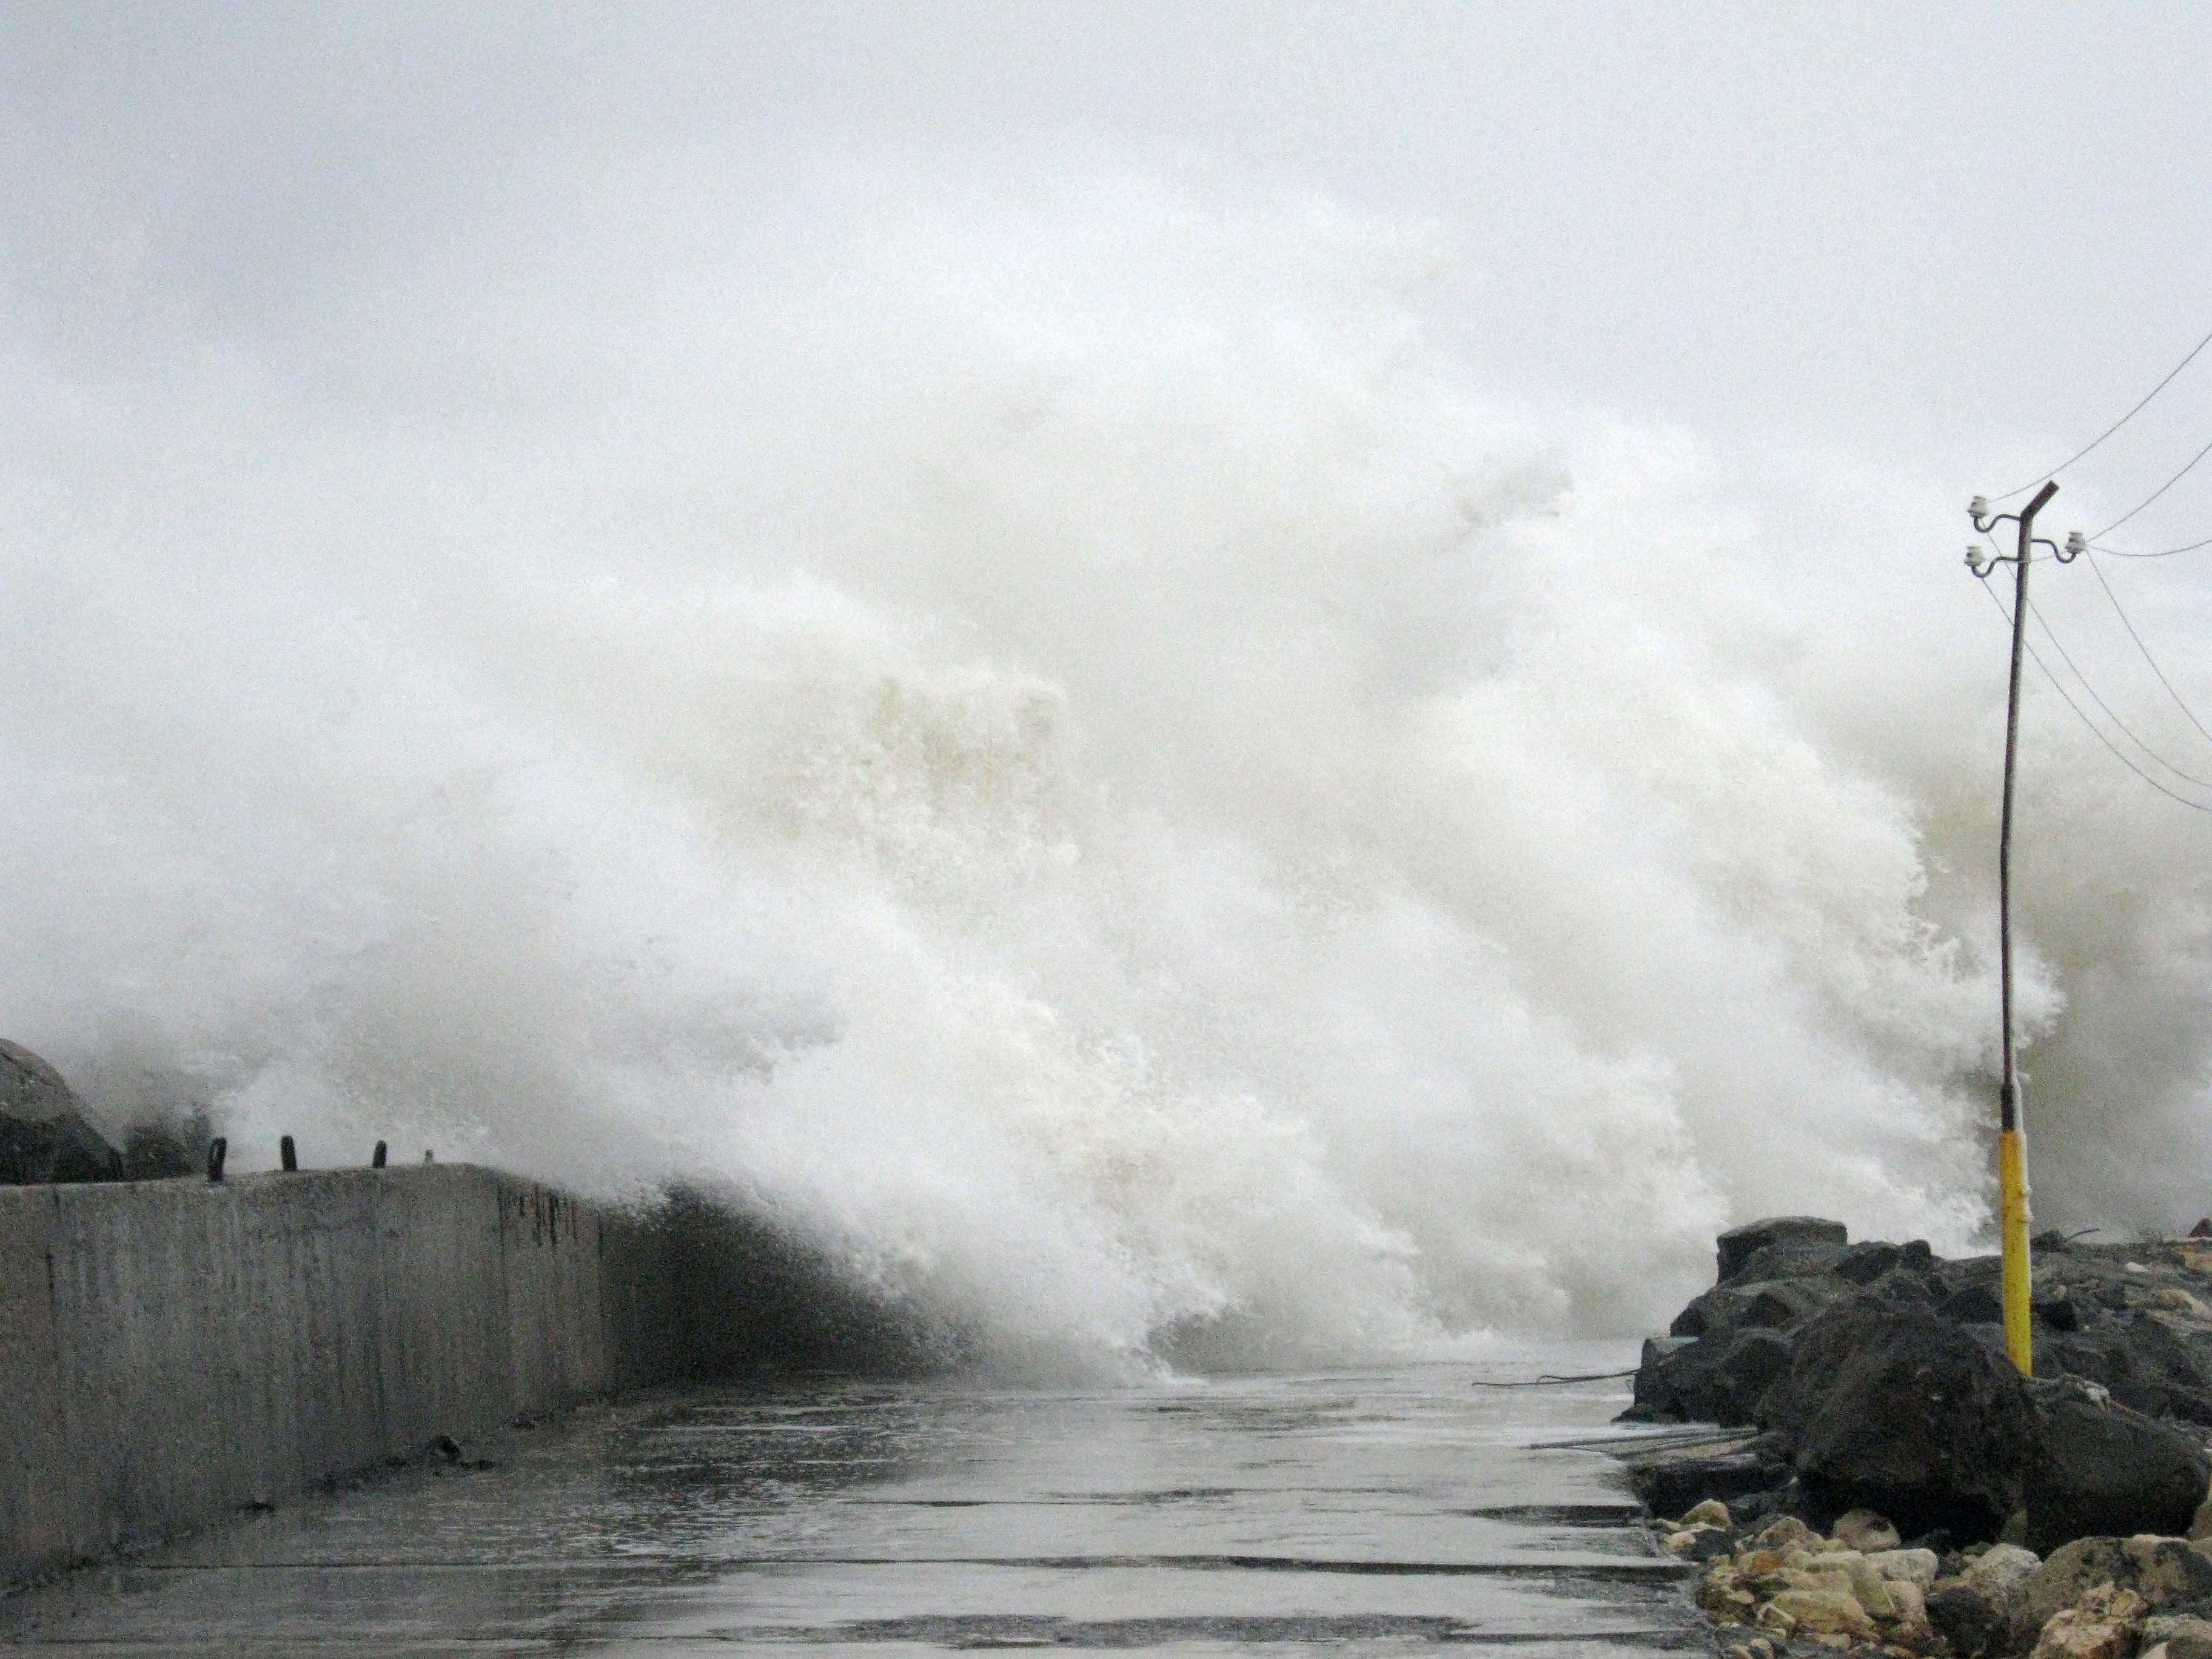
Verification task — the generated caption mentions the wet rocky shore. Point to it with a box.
[1620,1217,2212,1658]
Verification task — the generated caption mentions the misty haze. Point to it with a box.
[4,5,2210,1655]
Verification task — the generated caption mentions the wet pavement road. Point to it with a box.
[0,1351,1702,1655]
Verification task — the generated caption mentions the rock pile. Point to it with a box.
[1654,1500,2212,1659]
[1627,1218,2212,1657]
[1664,1501,1940,1654]
[1637,1217,2212,1430]
[1624,1218,2212,1553]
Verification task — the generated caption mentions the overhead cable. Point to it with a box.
[2025,601,2212,789]
[2083,551,2212,753]
[1977,583,2212,815]
[1988,323,2212,503]
[2094,531,2212,560]
[2089,432,2212,539]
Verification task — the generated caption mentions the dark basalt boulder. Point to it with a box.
[1620,1432,1792,1518]
[1929,1583,2017,1659]
[0,1039,118,1185]
[1669,1275,1844,1341]
[1634,1230,2212,1428]
[1756,1293,2036,1538]
[1726,1238,1857,1287]
[2024,1380,2211,1552]
[2033,1285,2082,1332]
[1942,1282,2008,1325]
[1927,1582,2008,1659]
[1716,1216,1850,1284]
[119,1110,212,1179]
[1626,1326,1795,1426]
[1833,1237,1938,1285]
[2040,1314,2212,1426]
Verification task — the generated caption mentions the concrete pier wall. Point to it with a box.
[0,1165,690,1588]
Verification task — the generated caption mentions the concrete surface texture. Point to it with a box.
[0,1364,1697,1657]
[0,1165,688,1588]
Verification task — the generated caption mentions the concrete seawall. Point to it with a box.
[1,1165,694,1588]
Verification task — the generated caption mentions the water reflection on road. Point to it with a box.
[0,1352,1703,1655]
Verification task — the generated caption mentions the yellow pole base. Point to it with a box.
[1999,1129,2033,1376]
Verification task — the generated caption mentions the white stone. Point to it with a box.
[1757,1516,1817,1554]
[1768,1587,1875,1637]
[2031,1584,2147,1659]
[2142,1615,2212,1647]
[1869,1548,1941,1590]
[1963,1541,2043,1607]
[1886,1580,1931,1635]
[1834,1508,1903,1553]
[1848,1561,1898,1621]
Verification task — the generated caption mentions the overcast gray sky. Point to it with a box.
[6,3,2211,611]
[5,4,2208,447]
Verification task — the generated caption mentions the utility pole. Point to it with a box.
[1967,483,2083,1377]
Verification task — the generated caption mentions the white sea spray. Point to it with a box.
[4,167,2207,1375]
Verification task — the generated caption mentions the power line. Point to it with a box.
[1977,578,2212,810]
[2094,531,2212,560]
[2025,598,2212,789]
[2083,550,2212,753]
[1988,323,2212,502]
[2089,431,2212,538]
[1977,581,2212,814]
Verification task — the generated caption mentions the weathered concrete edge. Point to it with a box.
[1,1165,692,1590]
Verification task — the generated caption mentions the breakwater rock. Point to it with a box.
[1623,1218,2212,1553]
[1654,1499,2212,1659]
[0,1040,118,1184]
